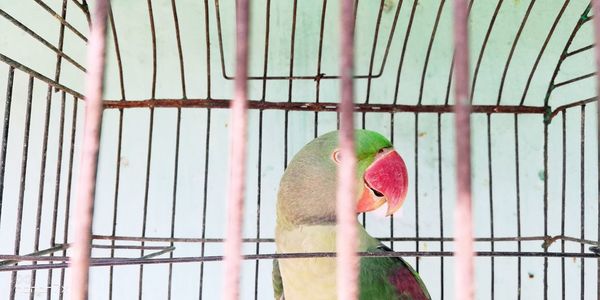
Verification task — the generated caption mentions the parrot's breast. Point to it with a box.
[275,224,378,300]
[276,225,338,300]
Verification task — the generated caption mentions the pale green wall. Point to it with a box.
[0,0,598,299]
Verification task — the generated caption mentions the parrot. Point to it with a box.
[273,130,430,300]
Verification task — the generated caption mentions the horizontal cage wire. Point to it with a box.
[0,0,598,299]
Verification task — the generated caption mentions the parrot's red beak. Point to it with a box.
[357,149,408,216]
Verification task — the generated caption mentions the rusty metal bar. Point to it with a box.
[102,98,548,113]
[221,0,250,297]
[337,0,358,299]
[69,0,109,299]
[91,233,597,245]
[0,250,598,273]
[548,97,597,121]
[0,53,84,99]
[453,0,474,300]
[0,244,68,267]
[2,249,600,265]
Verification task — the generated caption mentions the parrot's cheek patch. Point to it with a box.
[364,150,409,216]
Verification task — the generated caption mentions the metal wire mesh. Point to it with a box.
[0,0,598,299]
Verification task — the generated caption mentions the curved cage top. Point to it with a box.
[0,0,596,117]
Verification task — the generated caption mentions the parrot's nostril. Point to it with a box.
[372,188,384,197]
[365,179,384,197]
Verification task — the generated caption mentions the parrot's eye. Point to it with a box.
[378,148,385,154]
[332,149,342,163]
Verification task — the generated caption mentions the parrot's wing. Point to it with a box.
[272,259,284,300]
[369,244,431,300]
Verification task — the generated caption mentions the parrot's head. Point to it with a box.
[277,130,408,226]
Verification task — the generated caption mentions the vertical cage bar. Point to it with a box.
[543,123,549,299]
[561,111,567,300]
[138,0,159,295]
[167,0,186,297]
[106,4,126,295]
[254,0,271,295]
[437,113,445,300]
[70,0,109,298]
[283,0,298,170]
[452,0,474,300]
[592,2,600,298]
[314,0,326,139]
[167,107,181,300]
[198,109,211,300]
[337,0,358,299]
[52,0,69,89]
[198,0,212,297]
[0,67,14,221]
[47,1,69,297]
[29,84,54,300]
[48,91,67,300]
[579,105,586,300]
[389,113,395,250]
[9,76,35,300]
[392,0,418,105]
[253,109,263,300]
[414,113,420,271]
[222,0,250,297]
[514,114,522,300]
[59,97,79,300]
[486,113,495,300]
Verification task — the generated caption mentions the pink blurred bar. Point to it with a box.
[222,0,250,298]
[452,0,475,300]
[592,3,600,298]
[70,0,109,299]
[336,0,358,299]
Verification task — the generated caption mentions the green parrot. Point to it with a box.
[273,130,430,300]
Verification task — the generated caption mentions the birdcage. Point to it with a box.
[0,0,598,299]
